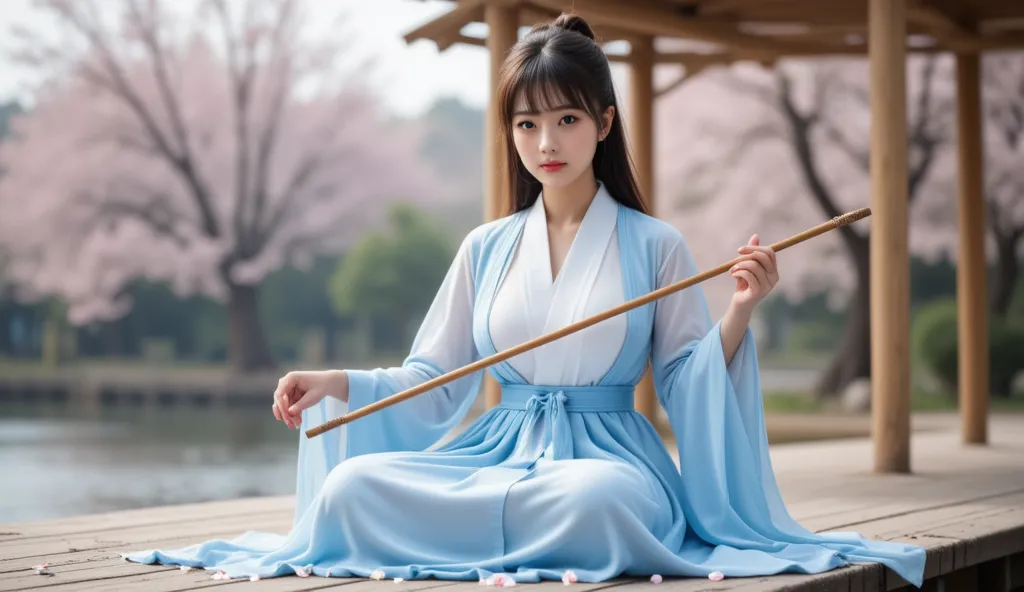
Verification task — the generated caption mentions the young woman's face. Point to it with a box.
[510,92,612,190]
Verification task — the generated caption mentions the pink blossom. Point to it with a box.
[650,574,662,584]
[709,571,725,581]
[0,0,438,330]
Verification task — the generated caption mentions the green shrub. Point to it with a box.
[912,298,1024,397]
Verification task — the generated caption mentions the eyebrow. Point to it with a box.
[512,104,576,116]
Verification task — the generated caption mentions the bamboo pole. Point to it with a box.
[306,209,872,439]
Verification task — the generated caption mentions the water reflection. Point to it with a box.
[0,402,300,523]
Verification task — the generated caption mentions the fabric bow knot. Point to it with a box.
[524,390,574,460]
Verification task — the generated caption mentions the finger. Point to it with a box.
[749,234,759,247]
[735,260,770,292]
[272,403,282,421]
[288,389,318,415]
[738,244,775,262]
[738,249,773,273]
[274,384,292,427]
[733,269,760,294]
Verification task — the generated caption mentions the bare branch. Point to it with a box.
[125,0,192,158]
[711,70,780,113]
[79,182,192,248]
[907,56,946,200]
[775,67,864,247]
[250,1,299,249]
[820,119,869,171]
[40,0,223,239]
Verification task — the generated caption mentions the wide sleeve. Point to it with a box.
[650,232,926,588]
[293,232,483,523]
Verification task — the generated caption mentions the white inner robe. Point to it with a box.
[489,185,628,386]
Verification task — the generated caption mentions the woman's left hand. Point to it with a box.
[729,234,779,313]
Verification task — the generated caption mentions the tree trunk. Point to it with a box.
[814,245,872,398]
[991,234,1020,316]
[226,282,276,371]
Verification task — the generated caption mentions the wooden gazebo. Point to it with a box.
[403,0,1024,474]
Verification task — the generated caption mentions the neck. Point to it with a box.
[541,170,599,227]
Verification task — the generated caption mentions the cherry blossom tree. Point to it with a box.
[657,55,953,397]
[0,0,433,370]
[914,52,1024,317]
[983,54,1024,315]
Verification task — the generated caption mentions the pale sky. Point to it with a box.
[0,0,492,118]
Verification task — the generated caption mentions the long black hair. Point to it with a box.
[495,13,649,216]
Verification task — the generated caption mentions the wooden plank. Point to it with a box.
[5,420,1024,591]
[0,515,292,563]
[0,496,293,541]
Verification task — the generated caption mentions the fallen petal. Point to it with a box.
[562,570,578,585]
[650,574,663,584]
[708,571,725,581]
[250,575,261,582]
[370,569,386,580]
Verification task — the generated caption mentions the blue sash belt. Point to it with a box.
[498,384,634,460]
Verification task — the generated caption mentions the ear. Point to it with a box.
[599,105,615,140]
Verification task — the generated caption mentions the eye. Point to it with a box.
[516,120,534,129]
[560,115,576,125]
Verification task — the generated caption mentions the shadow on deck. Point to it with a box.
[2,415,1024,592]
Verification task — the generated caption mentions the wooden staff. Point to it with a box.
[305,208,871,439]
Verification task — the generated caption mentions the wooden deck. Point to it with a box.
[3,414,1024,592]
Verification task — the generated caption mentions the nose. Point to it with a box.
[539,125,558,154]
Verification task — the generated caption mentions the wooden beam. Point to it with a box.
[698,0,800,17]
[526,0,825,54]
[517,3,637,42]
[955,51,989,445]
[627,35,657,422]
[482,2,519,410]
[906,2,984,52]
[654,64,713,97]
[403,0,484,51]
[868,0,912,474]
[453,33,633,62]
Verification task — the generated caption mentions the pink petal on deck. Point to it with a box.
[708,571,725,581]
[650,574,663,584]
[562,570,578,585]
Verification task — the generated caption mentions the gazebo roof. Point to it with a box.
[404,0,1024,68]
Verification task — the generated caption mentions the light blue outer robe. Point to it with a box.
[124,185,926,587]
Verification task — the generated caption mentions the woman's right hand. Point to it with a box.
[272,369,348,429]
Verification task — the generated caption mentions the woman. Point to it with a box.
[125,13,926,588]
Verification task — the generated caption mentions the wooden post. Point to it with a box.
[955,51,989,445]
[628,35,657,422]
[868,0,911,473]
[483,3,519,409]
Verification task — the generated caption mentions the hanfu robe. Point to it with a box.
[124,184,926,587]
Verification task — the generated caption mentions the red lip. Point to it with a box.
[540,162,566,172]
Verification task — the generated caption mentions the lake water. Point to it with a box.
[0,367,819,525]
[0,402,301,524]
